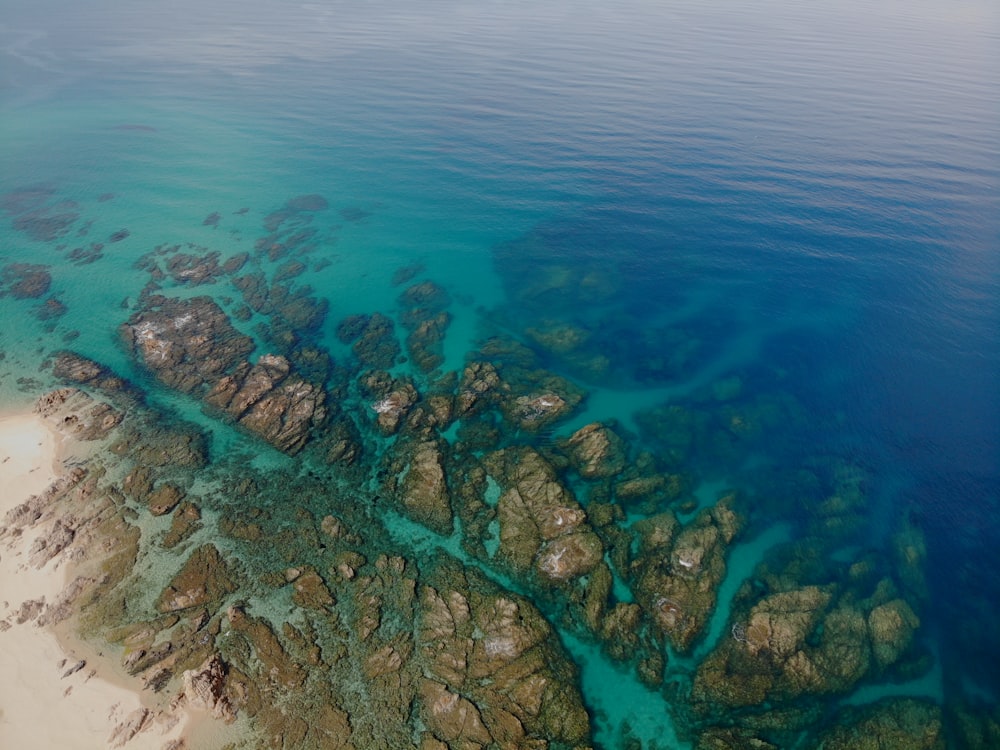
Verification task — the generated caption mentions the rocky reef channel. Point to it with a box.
[2,189,992,749]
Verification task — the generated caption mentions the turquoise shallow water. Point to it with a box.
[1,0,999,747]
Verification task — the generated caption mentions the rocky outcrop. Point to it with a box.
[483,447,603,584]
[122,295,255,393]
[205,354,326,454]
[51,351,140,399]
[563,422,627,479]
[416,566,591,748]
[157,544,238,613]
[694,571,922,711]
[35,387,123,441]
[457,362,502,417]
[123,296,326,454]
[182,654,236,721]
[388,439,454,535]
[361,370,419,435]
[633,496,742,653]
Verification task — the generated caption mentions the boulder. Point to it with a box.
[205,354,326,454]
[122,295,255,393]
[564,422,626,479]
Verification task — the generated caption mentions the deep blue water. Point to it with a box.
[1,0,998,746]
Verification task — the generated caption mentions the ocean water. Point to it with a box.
[1,0,998,747]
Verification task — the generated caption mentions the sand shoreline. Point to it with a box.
[0,408,194,749]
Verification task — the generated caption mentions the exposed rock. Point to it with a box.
[564,422,627,479]
[107,707,151,748]
[35,387,123,441]
[363,372,418,435]
[51,351,138,397]
[205,354,327,454]
[147,483,185,516]
[634,496,742,653]
[122,295,255,393]
[182,654,236,722]
[484,447,603,584]
[290,568,335,610]
[457,362,502,416]
[226,605,306,689]
[416,566,591,748]
[391,439,454,535]
[114,420,207,469]
[420,679,493,748]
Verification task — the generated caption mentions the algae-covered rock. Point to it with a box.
[157,544,238,613]
[205,353,327,453]
[815,698,945,750]
[122,295,255,393]
[483,447,603,584]
[416,565,592,748]
[146,482,184,516]
[564,422,627,479]
[162,501,202,548]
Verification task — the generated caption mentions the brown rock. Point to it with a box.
[182,654,236,721]
[35,388,123,441]
[564,423,627,479]
[122,296,255,394]
[397,440,453,535]
[147,483,184,516]
[157,545,237,612]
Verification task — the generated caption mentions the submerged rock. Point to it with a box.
[816,698,945,750]
[157,544,238,613]
[338,312,401,369]
[1,262,52,299]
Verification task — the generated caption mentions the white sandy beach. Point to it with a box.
[0,410,192,749]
